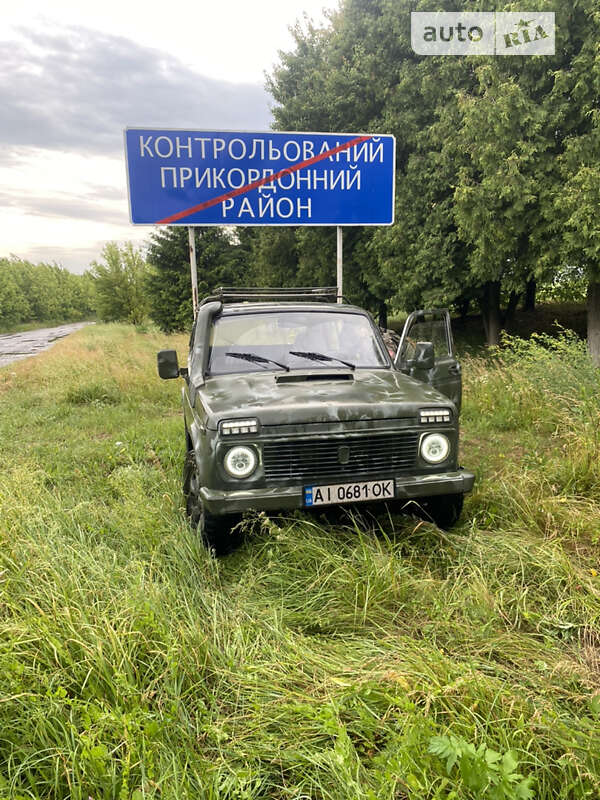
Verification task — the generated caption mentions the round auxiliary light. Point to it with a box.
[420,433,450,465]
[224,446,258,478]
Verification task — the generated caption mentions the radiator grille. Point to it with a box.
[262,433,419,482]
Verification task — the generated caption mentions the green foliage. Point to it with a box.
[255,0,421,318]
[145,227,244,332]
[555,0,600,279]
[245,226,386,317]
[263,0,600,343]
[244,226,298,287]
[428,735,535,799]
[89,242,149,325]
[537,266,588,304]
[0,257,94,330]
[0,266,30,325]
[376,0,600,341]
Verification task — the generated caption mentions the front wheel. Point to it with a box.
[423,493,464,530]
[183,452,242,555]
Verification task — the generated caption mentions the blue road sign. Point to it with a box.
[124,129,395,226]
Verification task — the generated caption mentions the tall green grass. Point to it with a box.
[0,324,599,799]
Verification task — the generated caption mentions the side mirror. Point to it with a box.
[157,349,180,380]
[413,341,435,371]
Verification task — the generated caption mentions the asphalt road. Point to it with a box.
[0,322,92,368]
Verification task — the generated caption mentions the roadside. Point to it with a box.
[0,318,96,336]
[0,322,93,368]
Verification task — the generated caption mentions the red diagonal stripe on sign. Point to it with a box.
[156,135,373,224]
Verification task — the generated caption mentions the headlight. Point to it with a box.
[224,446,258,478]
[420,433,450,464]
[419,408,451,424]
[220,418,259,435]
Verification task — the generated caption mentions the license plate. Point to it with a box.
[304,479,395,507]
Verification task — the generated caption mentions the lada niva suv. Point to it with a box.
[157,287,474,552]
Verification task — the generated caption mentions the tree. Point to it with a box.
[446,0,598,344]
[554,1,600,363]
[260,0,420,320]
[449,66,557,344]
[244,227,299,288]
[145,227,243,332]
[89,242,149,325]
[375,0,595,345]
[0,257,94,329]
[0,260,30,327]
[560,128,600,363]
[266,0,600,348]
[374,55,476,322]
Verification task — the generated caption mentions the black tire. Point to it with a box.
[183,451,242,555]
[423,493,464,530]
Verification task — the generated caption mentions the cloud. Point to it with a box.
[0,24,273,159]
[0,188,127,226]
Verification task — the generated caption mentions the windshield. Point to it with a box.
[207,311,389,375]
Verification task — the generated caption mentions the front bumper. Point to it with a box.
[200,469,475,515]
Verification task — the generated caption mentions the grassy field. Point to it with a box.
[0,323,599,799]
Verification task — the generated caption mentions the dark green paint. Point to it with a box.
[197,368,450,429]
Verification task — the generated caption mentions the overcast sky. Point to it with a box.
[2,0,335,272]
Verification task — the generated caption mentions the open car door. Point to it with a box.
[394,309,462,410]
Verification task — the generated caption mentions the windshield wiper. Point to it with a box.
[289,350,355,370]
[225,352,289,371]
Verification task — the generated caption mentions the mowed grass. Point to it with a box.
[0,323,599,799]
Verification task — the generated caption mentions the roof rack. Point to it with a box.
[201,287,350,305]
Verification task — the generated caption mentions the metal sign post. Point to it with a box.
[188,226,199,316]
[337,227,343,303]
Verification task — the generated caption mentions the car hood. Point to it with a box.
[199,368,453,429]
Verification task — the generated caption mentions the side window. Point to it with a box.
[409,319,450,358]
[406,319,451,358]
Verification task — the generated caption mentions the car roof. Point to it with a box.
[218,302,370,316]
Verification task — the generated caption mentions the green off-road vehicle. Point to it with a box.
[158,287,474,552]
